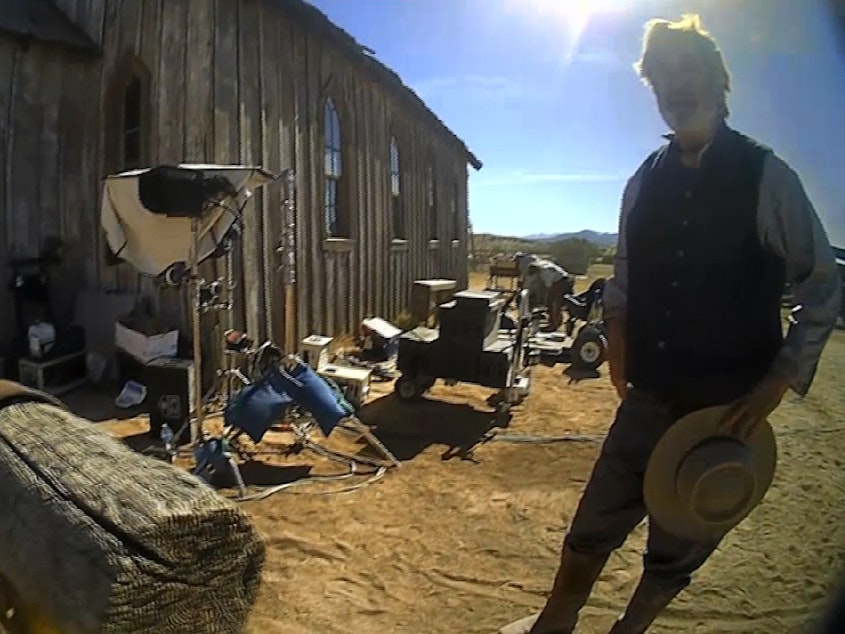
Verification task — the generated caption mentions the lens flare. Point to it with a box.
[503,0,631,64]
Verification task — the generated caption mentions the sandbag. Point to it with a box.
[0,398,265,634]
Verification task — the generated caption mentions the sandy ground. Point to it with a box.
[94,267,845,634]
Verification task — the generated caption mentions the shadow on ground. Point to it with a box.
[62,382,148,423]
[562,365,602,384]
[234,461,313,486]
[356,392,511,462]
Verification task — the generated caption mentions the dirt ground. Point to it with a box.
[96,267,845,634]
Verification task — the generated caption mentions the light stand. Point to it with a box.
[189,216,204,445]
[162,195,251,454]
[201,225,255,414]
[103,165,279,468]
[276,168,297,352]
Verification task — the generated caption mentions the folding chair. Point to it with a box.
[193,358,400,496]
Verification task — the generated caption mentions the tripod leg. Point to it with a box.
[344,417,401,468]
[227,455,248,497]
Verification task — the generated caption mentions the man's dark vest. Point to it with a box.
[625,124,786,406]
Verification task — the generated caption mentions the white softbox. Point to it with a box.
[101,164,276,277]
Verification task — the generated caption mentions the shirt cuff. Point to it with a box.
[769,342,813,397]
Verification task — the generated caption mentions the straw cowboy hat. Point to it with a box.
[644,404,778,542]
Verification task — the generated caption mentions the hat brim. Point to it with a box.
[643,404,777,542]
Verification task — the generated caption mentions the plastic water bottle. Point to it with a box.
[160,423,174,449]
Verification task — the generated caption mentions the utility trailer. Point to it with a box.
[393,289,561,411]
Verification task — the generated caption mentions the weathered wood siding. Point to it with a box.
[0,0,472,355]
[0,33,103,349]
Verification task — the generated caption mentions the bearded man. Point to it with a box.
[501,13,840,634]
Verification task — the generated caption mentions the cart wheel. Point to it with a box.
[572,326,607,370]
[395,375,423,402]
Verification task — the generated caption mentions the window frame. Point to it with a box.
[105,52,151,174]
[426,162,438,241]
[389,135,404,239]
[323,96,346,238]
[451,182,461,242]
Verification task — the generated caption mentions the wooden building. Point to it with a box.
[0,0,481,357]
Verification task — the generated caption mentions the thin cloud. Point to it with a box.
[473,171,630,188]
[411,74,526,102]
[572,50,623,67]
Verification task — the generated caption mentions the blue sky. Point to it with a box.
[307,0,845,247]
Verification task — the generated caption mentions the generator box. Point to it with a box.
[397,327,439,376]
[360,317,402,361]
[478,339,514,388]
[452,289,505,313]
[300,335,333,370]
[438,290,503,351]
[433,341,480,383]
[318,364,371,409]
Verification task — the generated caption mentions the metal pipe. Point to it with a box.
[190,217,204,445]
[279,168,297,352]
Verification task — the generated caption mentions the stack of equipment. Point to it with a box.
[394,289,532,404]
[437,290,509,387]
[0,381,265,634]
[438,290,503,348]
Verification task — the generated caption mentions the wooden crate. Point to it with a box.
[18,351,88,396]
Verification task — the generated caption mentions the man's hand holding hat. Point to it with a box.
[718,372,791,442]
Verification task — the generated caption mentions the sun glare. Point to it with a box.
[504,0,631,64]
[515,0,632,20]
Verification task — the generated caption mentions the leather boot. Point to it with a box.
[500,546,610,634]
[606,573,684,634]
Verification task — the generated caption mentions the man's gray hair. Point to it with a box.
[634,14,731,118]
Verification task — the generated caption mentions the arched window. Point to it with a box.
[451,183,460,241]
[389,137,403,238]
[106,54,150,172]
[323,98,345,237]
[427,163,438,240]
[103,55,150,267]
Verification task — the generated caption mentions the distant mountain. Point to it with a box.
[522,230,619,247]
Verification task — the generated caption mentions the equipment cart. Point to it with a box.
[393,289,551,411]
